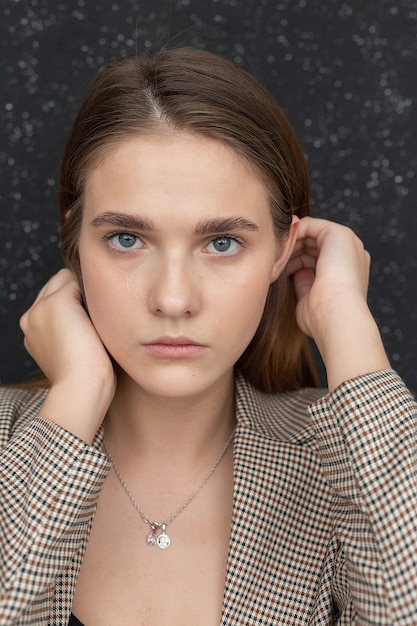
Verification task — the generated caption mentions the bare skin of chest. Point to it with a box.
[72,455,233,626]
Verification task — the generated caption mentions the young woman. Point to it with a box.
[0,48,416,625]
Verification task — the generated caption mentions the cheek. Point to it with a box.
[222,271,272,351]
[79,260,122,339]
[243,282,270,328]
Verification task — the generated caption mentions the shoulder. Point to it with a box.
[234,373,326,444]
[0,385,49,445]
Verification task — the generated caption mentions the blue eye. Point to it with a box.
[206,236,242,255]
[105,232,143,251]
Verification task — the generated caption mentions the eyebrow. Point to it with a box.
[90,212,259,234]
[194,216,259,234]
[90,212,155,230]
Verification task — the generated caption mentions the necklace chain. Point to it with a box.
[103,429,235,550]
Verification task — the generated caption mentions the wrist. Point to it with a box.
[313,302,390,391]
[40,376,115,444]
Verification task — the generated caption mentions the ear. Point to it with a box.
[270,215,300,283]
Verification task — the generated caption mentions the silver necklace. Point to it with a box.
[103,429,235,550]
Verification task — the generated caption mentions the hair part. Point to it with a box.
[58,47,318,393]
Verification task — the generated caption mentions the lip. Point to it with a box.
[146,336,203,346]
[143,337,207,359]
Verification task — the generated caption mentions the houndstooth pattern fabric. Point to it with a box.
[0,370,416,625]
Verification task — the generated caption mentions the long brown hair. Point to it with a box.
[58,47,318,393]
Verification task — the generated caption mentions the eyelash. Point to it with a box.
[102,231,143,252]
[205,234,246,255]
[102,231,246,255]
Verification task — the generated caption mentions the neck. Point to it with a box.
[103,370,236,467]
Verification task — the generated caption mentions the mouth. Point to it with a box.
[146,336,203,346]
[143,337,207,359]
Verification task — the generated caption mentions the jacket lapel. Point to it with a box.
[221,377,333,624]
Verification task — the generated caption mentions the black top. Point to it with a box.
[68,614,84,625]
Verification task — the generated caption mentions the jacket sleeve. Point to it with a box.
[309,370,417,625]
[0,399,110,624]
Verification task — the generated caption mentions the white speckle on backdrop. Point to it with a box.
[0,0,416,390]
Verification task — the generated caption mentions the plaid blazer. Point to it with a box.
[0,370,416,625]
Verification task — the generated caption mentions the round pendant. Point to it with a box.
[147,533,157,546]
[156,531,171,550]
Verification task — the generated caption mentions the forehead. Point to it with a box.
[83,131,271,213]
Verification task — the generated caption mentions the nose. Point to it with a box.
[148,253,200,318]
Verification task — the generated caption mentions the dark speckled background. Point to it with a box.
[1,0,416,392]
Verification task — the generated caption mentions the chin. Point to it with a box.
[119,363,233,400]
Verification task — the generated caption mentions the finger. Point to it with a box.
[28,270,79,313]
[36,269,77,299]
[20,270,80,332]
[286,253,317,276]
[291,238,319,256]
[294,235,320,249]
[296,216,336,238]
[42,268,76,293]
[292,268,315,302]
[298,217,367,254]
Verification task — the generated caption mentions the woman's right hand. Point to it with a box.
[20,269,116,443]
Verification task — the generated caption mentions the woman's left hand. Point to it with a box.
[286,217,390,390]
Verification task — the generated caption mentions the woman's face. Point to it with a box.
[78,131,297,401]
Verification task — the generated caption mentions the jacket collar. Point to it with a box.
[220,375,331,624]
